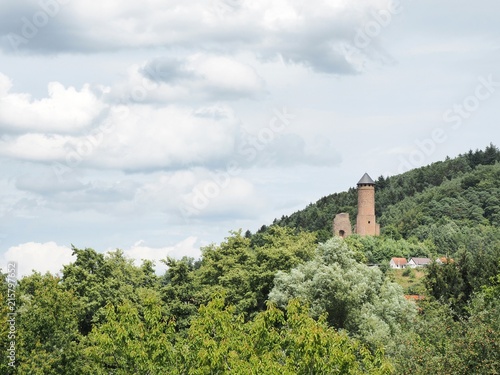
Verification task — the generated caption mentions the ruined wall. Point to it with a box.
[332,174,380,238]
[333,213,352,238]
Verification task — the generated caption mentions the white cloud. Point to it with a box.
[1,241,75,278]
[0,0,397,73]
[0,99,239,172]
[0,0,498,284]
[133,171,197,214]
[0,133,70,161]
[179,176,268,220]
[188,54,266,98]
[135,54,267,102]
[15,168,87,194]
[0,76,105,133]
[0,238,202,279]
[0,64,337,174]
[0,72,12,96]
[89,104,239,171]
[123,236,201,274]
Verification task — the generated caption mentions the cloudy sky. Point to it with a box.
[1,0,499,276]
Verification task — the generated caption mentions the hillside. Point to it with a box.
[252,142,500,316]
[254,143,500,244]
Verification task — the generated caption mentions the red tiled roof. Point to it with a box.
[391,257,407,266]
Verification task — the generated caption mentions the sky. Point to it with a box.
[1,0,499,277]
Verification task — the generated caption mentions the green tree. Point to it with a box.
[194,228,316,317]
[182,295,393,374]
[160,256,199,331]
[425,260,467,316]
[392,290,500,374]
[15,273,82,374]
[195,230,258,314]
[0,268,13,375]
[62,247,160,335]
[81,289,176,375]
[269,237,416,348]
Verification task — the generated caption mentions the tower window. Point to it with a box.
[368,221,371,224]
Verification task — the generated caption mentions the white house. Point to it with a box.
[407,257,431,268]
[390,257,408,269]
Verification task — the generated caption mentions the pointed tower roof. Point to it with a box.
[357,173,375,185]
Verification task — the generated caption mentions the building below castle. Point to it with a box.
[333,173,380,237]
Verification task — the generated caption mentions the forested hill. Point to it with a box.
[256,143,500,243]
[1,145,499,374]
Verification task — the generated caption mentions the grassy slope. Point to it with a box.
[388,268,426,295]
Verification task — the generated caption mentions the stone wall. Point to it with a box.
[333,213,352,238]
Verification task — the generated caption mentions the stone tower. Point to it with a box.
[355,173,380,236]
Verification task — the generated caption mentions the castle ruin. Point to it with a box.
[333,173,380,237]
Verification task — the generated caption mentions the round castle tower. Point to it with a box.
[333,173,380,237]
[355,173,380,236]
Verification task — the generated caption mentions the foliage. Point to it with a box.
[160,256,200,331]
[1,144,499,372]
[269,237,417,349]
[256,144,500,316]
[190,227,317,318]
[424,225,500,317]
[81,289,177,374]
[15,273,82,374]
[61,247,160,335]
[388,268,426,296]
[391,290,500,375]
[402,267,413,277]
[181,296,394,374]
[345,235,433,265]
[0,269,13,375]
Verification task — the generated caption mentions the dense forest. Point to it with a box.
[1,144,499,374]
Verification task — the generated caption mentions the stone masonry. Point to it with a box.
[332,173,380,237]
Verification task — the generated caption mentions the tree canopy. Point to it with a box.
[1,144,499,373]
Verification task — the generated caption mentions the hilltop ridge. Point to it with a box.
[252,143,500,243]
